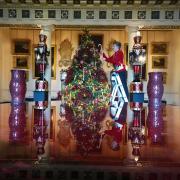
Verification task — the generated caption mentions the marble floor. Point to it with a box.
[0,100,180,180]
[0,101,180,168]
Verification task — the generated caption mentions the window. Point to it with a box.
[35,10,43,18]
[5,0,12,3]
[112,11,119,19]
[46,0,53,4]
[151,11,160,19]
[73,0,80,4]
[22,10,30,18]
[137,11,146,19]
[155,0,163,4]
[165,11,174,19]
[141,0,148,5]
[33,0,40,3]
[0,9,3,18]
[124,11,132,19]
[87,0,93,4]
[113,0,120,4]
[60,0,67,4]
[8,9,17,18]
[74,11,81,19]
[48,10,56,18]
[127,0,134,4]
[61,10,68,19]
[19,0,26,3]
[169,0,178,5]
[86,11,94,19]
[100,0,107,4]
[99,11,106,19]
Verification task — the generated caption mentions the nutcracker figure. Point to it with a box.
[34,31,50,78]
[33,109,48,159]
[129,31,146,110]
[34,30,49,110]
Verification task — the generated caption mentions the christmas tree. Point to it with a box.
[63,30,110,111]
[61,30,110,157]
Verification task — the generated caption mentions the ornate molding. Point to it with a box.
[140,25,180,30]
[0,0,179,7]
[55,25,126,30]
[0,24,40,28]
[59,39,73,67]
[0,24,180,30]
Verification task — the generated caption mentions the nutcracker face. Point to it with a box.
[39,34,47,42]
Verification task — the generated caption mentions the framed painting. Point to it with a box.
[33,45,56,79]
[12,39,30,55]
[152,56,167,69]
[13,56,28,69]
[151,42,169,55]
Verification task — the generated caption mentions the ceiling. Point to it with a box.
[1,0,179,6]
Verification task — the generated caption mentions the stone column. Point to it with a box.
[125,26,138,164]
[40,25,54,162]
[126,26,138,85]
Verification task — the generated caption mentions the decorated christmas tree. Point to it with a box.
[61,30,110,157]
[63,30,110,110]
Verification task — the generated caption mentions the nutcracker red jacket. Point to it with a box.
[103,50,126,72]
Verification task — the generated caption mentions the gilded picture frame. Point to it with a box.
[12,39,31,55]
[152,56,167,69]
[13,56,29,69]
[151,42,169,55]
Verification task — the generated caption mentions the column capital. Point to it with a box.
[38,24,55,36]
[125,26,139,33]
[41,25,55,32]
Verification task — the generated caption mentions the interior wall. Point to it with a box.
[140,30,180,105]
[0,27,180,105]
